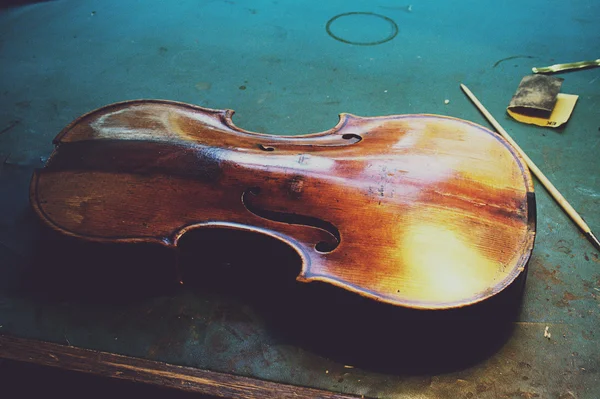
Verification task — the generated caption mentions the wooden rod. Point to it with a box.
[460,83,600,251]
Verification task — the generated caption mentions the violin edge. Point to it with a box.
[50,98,538,146]
[52,99,354,143]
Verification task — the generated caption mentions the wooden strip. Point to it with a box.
[0,335,365,399]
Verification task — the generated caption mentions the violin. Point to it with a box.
[30,100,536,309]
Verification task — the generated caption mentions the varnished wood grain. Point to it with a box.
[461,83,600,251]
[30,100,536,309]
[0,335,363,399]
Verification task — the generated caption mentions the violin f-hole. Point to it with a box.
[258,144,275,152]
[341,133,362,143]
[256,133,362,152]
[241,187,341,253]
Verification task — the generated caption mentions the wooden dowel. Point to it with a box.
[460,83,600,251]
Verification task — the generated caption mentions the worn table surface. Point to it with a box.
[1,1,599,398]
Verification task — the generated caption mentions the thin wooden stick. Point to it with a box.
[460,83,600,251]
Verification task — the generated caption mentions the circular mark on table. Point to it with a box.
[326,12,398,46]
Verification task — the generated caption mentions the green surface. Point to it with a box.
[1,1,599,398]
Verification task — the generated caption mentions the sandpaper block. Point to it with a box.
[507,74,578,128]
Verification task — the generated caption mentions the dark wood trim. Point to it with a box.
[0,335,365,399]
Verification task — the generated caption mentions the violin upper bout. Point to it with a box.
[53,100,234,145]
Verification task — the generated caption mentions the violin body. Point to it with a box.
[30,100,535,309]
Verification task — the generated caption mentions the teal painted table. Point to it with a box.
[1,1,599,398]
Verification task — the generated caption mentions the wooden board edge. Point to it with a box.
[0,335,366,399]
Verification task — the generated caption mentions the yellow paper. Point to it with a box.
[507,93,578,128]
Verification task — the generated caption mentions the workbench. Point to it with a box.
[1,1,599,397]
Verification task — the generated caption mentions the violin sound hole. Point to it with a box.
[258,144,275,151]
[242,187,341,253]
[341,133,362,143]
